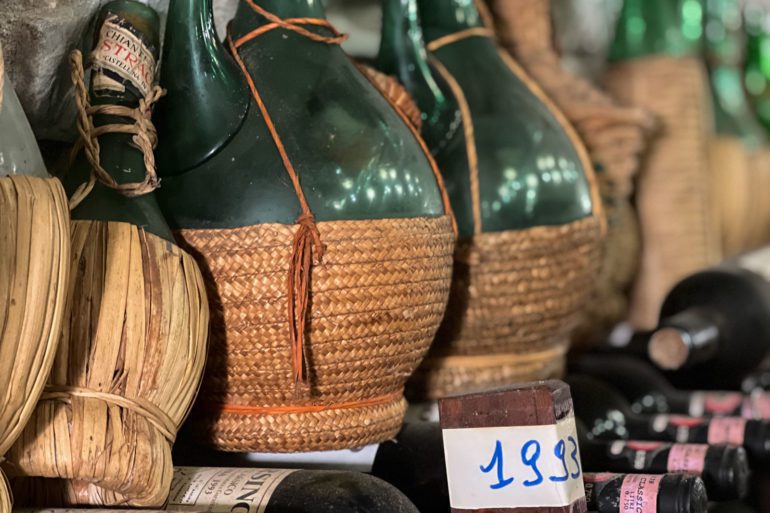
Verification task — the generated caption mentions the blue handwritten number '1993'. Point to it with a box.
[521,440,543,487]
[480,440,514,489]
[549,440,568,482]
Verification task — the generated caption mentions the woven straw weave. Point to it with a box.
[0,176,69,513]
[484,0,653,344]
[604,55,720,329]
[409,216,603,399]
[8,221,209,507]
[179,215,455,452]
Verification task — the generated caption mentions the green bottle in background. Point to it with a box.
[744,3,770,134]
[611,0,698,61]
[378,0,604,400]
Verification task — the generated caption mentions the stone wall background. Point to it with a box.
[0,0,614,142]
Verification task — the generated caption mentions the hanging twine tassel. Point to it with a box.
[288,213,325,393]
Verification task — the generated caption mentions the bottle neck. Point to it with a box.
[156,0,249,175]
[705,0,767,146]
[377,0,448,128]
[232,0,327,33]
[610,0,696,61]
[649,307,722,371]
[415,0,484,43]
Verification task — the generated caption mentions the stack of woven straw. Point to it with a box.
[0,43,71,513]
[604,54,721,329]
[483,0,655,345]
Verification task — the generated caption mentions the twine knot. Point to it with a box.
[68,49,166,210]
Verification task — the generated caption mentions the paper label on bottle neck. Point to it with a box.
[167,467,295,512]
[707,417,747,445]
[652,415,704,443]
[620,474,661,513]
[442,415,584,509]
[91,15,156,98]
[745,390,770,420]
[667,444,708,475]
[689,391,744,417]
[610,441,668,470]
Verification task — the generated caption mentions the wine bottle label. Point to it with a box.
[666,444,708,474]
[688,392,744,417]
[707,417,747,445]
[620,474,661,513]
[442,415,584,509]
[652,415,704,442]
[91,14,156,98]
[167,467,295,512]
[609,440,668,470]
[745,390,770,420]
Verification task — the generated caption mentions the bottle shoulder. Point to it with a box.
[428,37,594,233]
[157,33,446,229]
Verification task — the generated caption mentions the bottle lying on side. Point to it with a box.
[568,375,770,466]
[584,472,708,513]
[571,354,770,419]
[577,420,749,500]
[12,467,420,513]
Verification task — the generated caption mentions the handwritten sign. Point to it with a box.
[442,415,584,509]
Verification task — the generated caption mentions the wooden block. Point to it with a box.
[439,380,587,513]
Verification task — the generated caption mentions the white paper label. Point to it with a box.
[166,467,295,512]
[92,15,156,97]
[442,415,584,509]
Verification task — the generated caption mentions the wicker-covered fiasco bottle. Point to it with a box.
[482,0,654,347]
[605,0,721,329]
[154,0,455,453]
[0,43,69,513]
[377,0,604,399]
[6,2,209,507]
[703,0,770,258]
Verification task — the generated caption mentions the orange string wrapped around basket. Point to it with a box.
[5,42,209,506]
[176,3,456,453]
[482,0,655,345]
[604,55,721,329]
[0,43,70,513]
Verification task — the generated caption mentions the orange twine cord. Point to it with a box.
[215,390,403,416]
[226,1,349,393]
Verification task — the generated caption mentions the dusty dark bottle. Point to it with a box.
[154,0,456,453]
[577,421,749,500]
[583,472,708,513]
[567,376,770,466]
[572,355,770,420]
[12,467,420,513]
[643,247,770,389]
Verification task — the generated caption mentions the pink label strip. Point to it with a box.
[621,474,661,513]
[707,417,747,446]
[667,444,708,475]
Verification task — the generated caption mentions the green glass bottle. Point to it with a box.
[62,0,173,241]
[154,0,456,454]
[744,4,770,134]
[704,0,766,148]
[379,0,594,240]
[610,0,698,61]
[156,0,445,228]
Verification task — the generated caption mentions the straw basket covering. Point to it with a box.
[409,216,603,399]
[7,220,209,507]
[180,215,455,452]
[483,0,654,346]
[710,138,770,257]
[604,55,721,329]
[0,176,69,513]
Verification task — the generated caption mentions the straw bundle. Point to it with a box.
[483,0,654,345]
[7,220,208,507]
[0,176,69,513]
[604,55,720,329]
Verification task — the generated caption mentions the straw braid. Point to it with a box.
[68,50,165,210]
